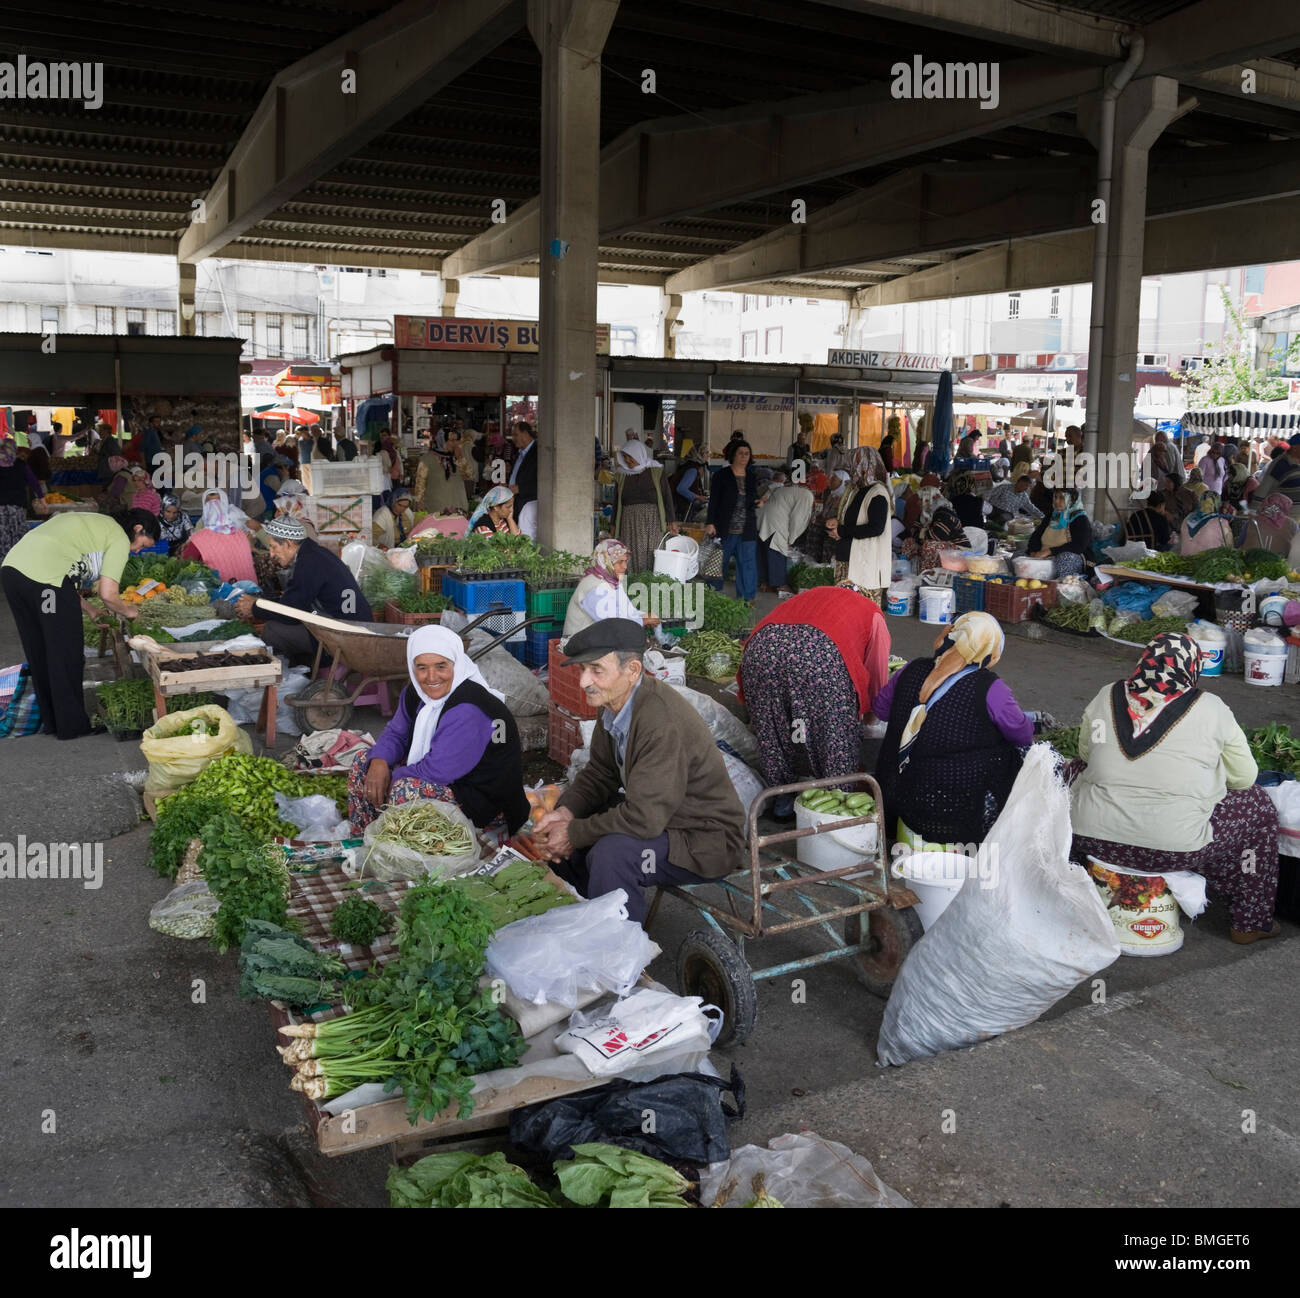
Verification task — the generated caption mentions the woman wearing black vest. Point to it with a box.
[347,625,529,835]
[872,612,1040,850]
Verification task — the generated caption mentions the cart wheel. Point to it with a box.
[293,679,354,732]
[676,928,757,1048]
[844,905,924,999]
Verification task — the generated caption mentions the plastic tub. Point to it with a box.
[890,851,974,930]
[918,585,954,625]
[1013,556,1055,581]
[653,534,699,582]
[794,801,878,875]
[886,584,915,616]
[1189,622,1225,677]
[1244,645,1286,686]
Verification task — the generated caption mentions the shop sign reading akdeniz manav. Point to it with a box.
[827,350,950,370]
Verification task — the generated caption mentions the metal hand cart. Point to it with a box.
[648,773,922,1047]
[255,599,551,731]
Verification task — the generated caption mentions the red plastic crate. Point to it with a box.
[548,702,585,766]
[547,636,599,719]
[985,578,1059,623]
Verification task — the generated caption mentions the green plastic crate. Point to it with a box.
[526,584,578,621]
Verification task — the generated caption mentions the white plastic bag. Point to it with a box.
[1056,576,1093,606]
[877,745,1120,1066]
[223,665,309,737]
[465,629,549,716]
[274,791,350,841]
[360,798,481,882]
[554,987,717,1077]
[668,682,759,767]
[1102,541,1155,563]
[701,1132,911,1208]
[1151,588,1199,619]
[721,751,764,817]
[149,880,220,940]
[485,890,660,1008]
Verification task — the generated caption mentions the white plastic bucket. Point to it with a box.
[1088,861,1184,956]
[794,801,878,876]
[1244,646,1286,687]
[653,533,699,582]
[890,851,974,930]
[886,584,915,616]
[918,585,954,625]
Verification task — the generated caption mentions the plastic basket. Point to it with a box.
[548,702,585,765]
[384,600,443,626]
[454,567,526,583]
[526,584,579,621]
[526,623,562,668]
[548,636,599,719]
[442,575,525,614]
[952,574,991,614]
[986,578,1059,624]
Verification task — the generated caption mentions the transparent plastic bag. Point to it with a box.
[1151,589,1198,619]
[148,880,219,940]
[1055,576,1093,606]
[360,798,481,882]
[485,890,660,1009]
[701,1132,911,1209]
[274,791,350,841]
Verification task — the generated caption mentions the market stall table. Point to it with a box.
[137,639,282,745]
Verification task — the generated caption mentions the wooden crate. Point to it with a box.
[305,493,373,539]
[144,642,281,695]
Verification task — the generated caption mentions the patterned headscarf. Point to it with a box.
[1256,492,1294,532]
[899,612,1007,754]
[926,506,967,545]
[467,484,513,531]
[1049,487,1086,532]
[0,438,15,468]
[848,444,887,487]
[950,471,975,497]
[586,538,629,587]
[1126,631,1201,717]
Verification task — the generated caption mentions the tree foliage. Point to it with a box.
[1179,287,1300,407]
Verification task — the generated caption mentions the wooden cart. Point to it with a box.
[141,640,282,745]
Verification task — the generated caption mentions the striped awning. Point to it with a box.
[1181,403,1300,432]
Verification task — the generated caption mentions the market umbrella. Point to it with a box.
[928,369,954,476]
[252,406,320,426]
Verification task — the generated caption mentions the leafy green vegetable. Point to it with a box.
[238,920,347,1005]
[387,1151,556,1209]
[329,895,393,946]
[1042,725,1081,759]
[701,589,753,633]
[394,591,451,614]
[787,562,834,591]
[1246,722,1300,775]
[195,811,294,953]
[554,1144,692,1209]
[446,861,575,927]
[1108,614,1189,644]
[94,679,216,732]
[681,629,744,678]
[1045,603,1094,632]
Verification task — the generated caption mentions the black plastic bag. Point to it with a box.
[508,1066,745,1166]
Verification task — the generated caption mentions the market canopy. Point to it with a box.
[1180,402,1300,432]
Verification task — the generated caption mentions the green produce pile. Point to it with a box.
[388,1151,556,1209]
[393,591,451,614]
[360,562,417,610]
[415,532,583,582]
[239,920,347,1005]
[701,588,753,633]
[367,801,474,860]
[82,597,218,645]
[1122,547,1290,585]
[796,788,875,816]
[1108,614,1189,644]
[787,562,834,591]
[94,679,215,732]
[1246,722,1300,776]
[195,811,294,952]
[447,860,575,927]
[555,1144,692,1209]
[1045,603,1094,632]
[121,555,218,589]
[280,882,525,1122]
[329,895,393,946]
[149,754,349,877]
[681,629,744,679]
[1042,725,1081,759]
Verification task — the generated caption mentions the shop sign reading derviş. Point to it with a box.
[395,316,611,354]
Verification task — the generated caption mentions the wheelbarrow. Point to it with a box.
[646,773,922,1047]
[254,599,550,732]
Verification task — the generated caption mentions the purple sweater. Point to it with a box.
[872,670,1033,747]
[366,686,494,786]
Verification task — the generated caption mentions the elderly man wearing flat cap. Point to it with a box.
[234,515,372,662]
[532,618,747,923]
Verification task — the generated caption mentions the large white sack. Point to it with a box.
[877,744,1120,1067]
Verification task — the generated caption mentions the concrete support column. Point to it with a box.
[178,260,197,337]
[529,0,619,553]
[441,278,459,317]
[662,292,683,358]
[1078,76,1182,522]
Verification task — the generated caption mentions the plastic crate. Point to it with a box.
[548,635,599,719]
[299,457,386,495]
[526,623,563,667]
[442,575,525,614]
[384,600,443,626]
[526,582,580,621]
[548,702,585,765]
[952,574,991,614]
[985,578,1059,623]
[477,610,527,643]
[455,566,526,583]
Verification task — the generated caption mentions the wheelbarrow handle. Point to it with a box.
[466,611,556,661]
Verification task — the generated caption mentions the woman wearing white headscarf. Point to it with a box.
[180,487,256,582]
[347,624,529,834]
[613,439,678,573]
[825,445,892,605]
[563,538,659,636]
[414,427,470,516]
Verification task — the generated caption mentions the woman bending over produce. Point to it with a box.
[738,581,891,821]
[1068,632,1280,944]
[348,625,529,835]
[563,539,658,637]
[873,612,1042,850]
